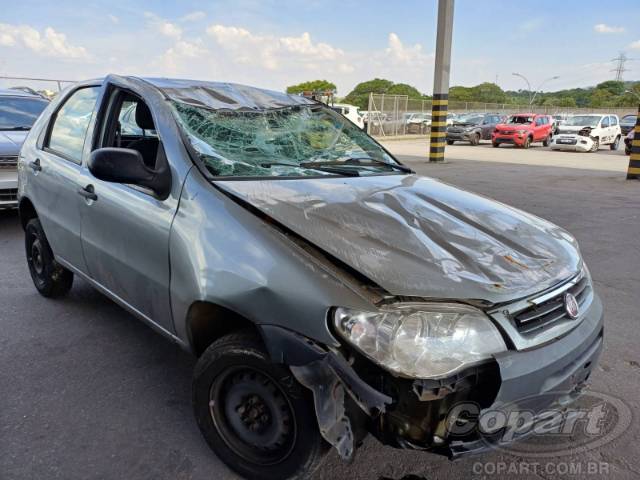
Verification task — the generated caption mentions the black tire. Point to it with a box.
[470,133,480,146]
[543,135,551,147]
[523,136,531,149]
[492,141,499,148]
[591,138,599,152]
[610,135,620,151]
[25,218,73,298]
[446,139,454,145]
[193,331,327,480]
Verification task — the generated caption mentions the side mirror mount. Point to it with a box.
[88,147,171,198]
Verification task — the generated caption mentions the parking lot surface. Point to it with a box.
[1,141,639,479]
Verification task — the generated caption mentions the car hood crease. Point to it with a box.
[216,174,580,304]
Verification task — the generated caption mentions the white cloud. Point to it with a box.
[108,14,119,24]
[157,39,209,73]
[385,32,431,65]
[629,40,640,50]
[206,24,346,71]
[594,23,625,34]
[144,12,182,39]
[181,11,206,22]
[0,23,89,59]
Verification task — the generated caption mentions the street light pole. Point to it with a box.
[429,0,455,163]
[512,72,532,104]
[530,76,560,105]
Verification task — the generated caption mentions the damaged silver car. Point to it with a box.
[18,75,603,480]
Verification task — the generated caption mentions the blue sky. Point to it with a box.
[1,0,639,95]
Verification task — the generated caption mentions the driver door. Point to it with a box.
[78,86,177,333]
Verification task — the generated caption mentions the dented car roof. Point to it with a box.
[141,77,314,111]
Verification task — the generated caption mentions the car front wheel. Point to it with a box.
[591,138,600,152]
[193,331,327,480]
[610,135,620,150]
[25,218,73,298]
[543,135,551,147]
[523,136,531,149]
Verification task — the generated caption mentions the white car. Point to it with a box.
[330,103,364,129]
[550,114,622,152]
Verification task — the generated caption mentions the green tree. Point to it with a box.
[387,83,422,97]
[285,80,336,95]
[449,86,474,102]
[343,78,394,110]
[470,82,506,103]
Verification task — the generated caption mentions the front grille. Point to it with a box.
[500,130,514,135]
[0,156,18,169]
[512,274,591,335]
[0,188,18,202]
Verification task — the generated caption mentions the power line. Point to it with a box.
[611,52,629,81]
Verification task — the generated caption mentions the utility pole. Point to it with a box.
[429,0,455,163]
[611,52,628,82]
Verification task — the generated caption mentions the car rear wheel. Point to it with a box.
[25,218,74,298]
[193,331,327,480]
[590,138,599,152]
[446,139,454,145]
[492,141,499,148]
[610,135,620,150]
[523,136,531,149]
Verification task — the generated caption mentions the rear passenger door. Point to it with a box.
[600,116,611,143]
[29,85,101,272]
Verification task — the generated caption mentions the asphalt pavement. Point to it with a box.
[1,143,639,480]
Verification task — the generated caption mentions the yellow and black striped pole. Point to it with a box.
[430,94,448,161]
[627,105,640,179]
[429,0,455,163]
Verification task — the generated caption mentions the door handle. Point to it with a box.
[78,184,98,202]
[29,159,42,172]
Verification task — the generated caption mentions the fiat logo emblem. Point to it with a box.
[564,292,580,319]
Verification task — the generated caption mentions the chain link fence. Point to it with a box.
[366,93,637,137]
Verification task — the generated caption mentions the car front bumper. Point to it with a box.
[492,133,527,146]
[273,292,604,461]
[0,169,18,208]
[550,135,592,152]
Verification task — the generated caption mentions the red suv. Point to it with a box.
[492,114,553,148]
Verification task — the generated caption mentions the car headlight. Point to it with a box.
[333,303,507,379]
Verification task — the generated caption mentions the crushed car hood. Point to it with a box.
[216,175,580,304]
[0,131,27,156]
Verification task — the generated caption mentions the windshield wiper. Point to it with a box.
[260,161,360,177]
[301,157,414,174]
[2,125,31,131]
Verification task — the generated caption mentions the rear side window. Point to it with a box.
[609,116,618,126]
[47,87,100,164]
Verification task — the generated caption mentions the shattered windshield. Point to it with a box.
[171,101,402,178]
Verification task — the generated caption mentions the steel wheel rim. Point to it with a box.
[209,366,297,466]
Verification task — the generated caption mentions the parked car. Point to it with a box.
[404,112,432,134]
[330,103,364,129]
[550,114,621,152]
[18,75,603,480]
[620,114,637,136]
[0,89,49,208]
[624,129,635,155]
[492,113,553,148]
[446,113,504,146]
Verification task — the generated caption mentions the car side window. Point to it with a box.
[610,116,618,126]
[601,117,610,128]
[535,117,543,126]
[46,87,100,164]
